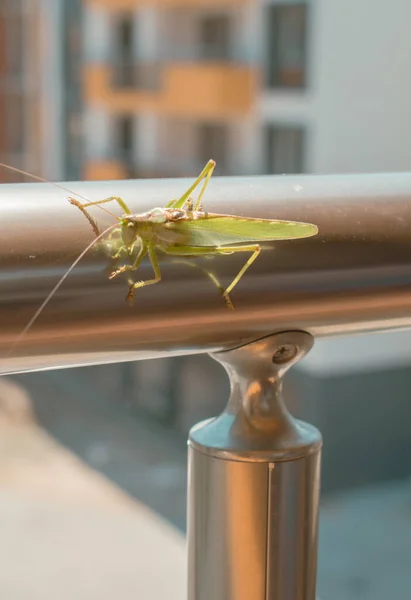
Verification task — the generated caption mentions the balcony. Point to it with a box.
[84,62,258,119]
[83,159,129,181]
[88,0,248,9]
[83,159,190,181]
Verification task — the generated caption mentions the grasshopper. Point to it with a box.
[67,159,318,309]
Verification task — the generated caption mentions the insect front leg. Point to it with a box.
[68,198,101,237]
[69,196,131,215]
[109,244,147,280]
[126,244,162,305]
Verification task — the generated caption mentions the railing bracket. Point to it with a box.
[187,330,322,600]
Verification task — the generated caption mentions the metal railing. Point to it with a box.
[1,170,411,599]
[1,171,411,374]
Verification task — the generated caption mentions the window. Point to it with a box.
[115,14,134,86]
[62,0,83,179]
[7,11,24,77]
[199,15,231,61]
[266,3,308,89]
[116,115,134,165]
[265,124,305,174]
[197,123,228,174]
[0,1,24,80]
[5,93,25,154]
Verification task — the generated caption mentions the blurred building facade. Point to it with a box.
[0,0,81,182]
[82,0,259,180]
[82,0,411,180]
[2,0,411,181]
[0,0,43,181]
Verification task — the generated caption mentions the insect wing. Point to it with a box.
[167,214,318,247]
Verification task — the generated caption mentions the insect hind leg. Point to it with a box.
[171,258,234,310]
[193,160,215,211]
[165,243,260,304]
[222,244,261,298]
[166,159,216,210]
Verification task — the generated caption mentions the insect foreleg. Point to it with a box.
[109,244,147,280]
[68,198,101,237]
[126,244,162,305]
[69,195,132,216]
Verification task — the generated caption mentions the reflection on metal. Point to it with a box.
[1,171,411,374]
[188,331,321,600]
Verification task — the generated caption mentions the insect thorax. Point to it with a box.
[145,207,188,223]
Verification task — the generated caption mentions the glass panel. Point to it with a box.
[199,15,231,60]
[197,123,228,174]
[266,3,308,89]
[265,125,305,174]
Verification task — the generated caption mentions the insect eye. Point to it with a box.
[127,222,134,229]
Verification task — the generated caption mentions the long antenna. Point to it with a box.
[7,222,119,358]
[0,162,120,219]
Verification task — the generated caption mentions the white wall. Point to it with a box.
[136,8,160,61]
[260,0,411,175]
[83,2,112,62]
[135,114,158,168]
[83,108,112,160]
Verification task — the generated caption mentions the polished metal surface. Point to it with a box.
[266,455,321,600]
[187,332,322,600]
[191,331,319,461]
[1,171,411,374]
[187,450,269,600]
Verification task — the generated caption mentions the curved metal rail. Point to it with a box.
[1,171,411,374]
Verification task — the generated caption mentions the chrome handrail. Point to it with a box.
[1,171,411,374]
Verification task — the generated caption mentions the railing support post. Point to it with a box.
[187,331,322,600]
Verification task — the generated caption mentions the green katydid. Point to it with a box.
[0,158,318,355]
[68,159,318,309]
